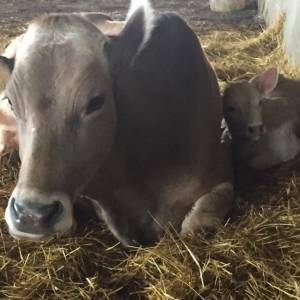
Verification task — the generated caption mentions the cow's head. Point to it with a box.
[2,0,155,240]
[223,67,278,141]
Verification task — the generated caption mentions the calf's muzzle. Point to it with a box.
[248,123,266,141]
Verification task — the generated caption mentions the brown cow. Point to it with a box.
[2,0,233,245]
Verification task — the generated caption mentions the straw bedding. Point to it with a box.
[0,18,299,300]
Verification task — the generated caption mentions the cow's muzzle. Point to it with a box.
[12,197,63,227]
[5,189,74,240]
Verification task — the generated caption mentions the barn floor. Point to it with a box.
[0,1,300,299]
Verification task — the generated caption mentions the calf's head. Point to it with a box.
[223,67,278,141]
[1,1,155,240]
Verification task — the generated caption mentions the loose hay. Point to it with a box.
[1,19,300,300]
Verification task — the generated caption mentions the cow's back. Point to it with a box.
[85,13,229,245]
[113,13,222,174]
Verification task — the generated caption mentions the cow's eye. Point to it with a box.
[2,97,13,111]
[7,98,12,107]
[85,95,105,115]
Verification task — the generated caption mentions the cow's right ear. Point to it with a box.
[0,56,14,88]
[105,0,155,72]
[251,67,278,97]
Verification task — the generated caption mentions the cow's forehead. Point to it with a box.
[16,15,108,64]
[6,16,111,117]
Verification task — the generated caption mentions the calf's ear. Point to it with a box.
[105,0,155,72]
[251,67,278,96]
[0,56,14,90]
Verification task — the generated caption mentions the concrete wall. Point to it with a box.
[258,0,300,67]
[210,0,246,12]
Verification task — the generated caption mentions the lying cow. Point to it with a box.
[223,67,300,169]
[2,0,233,245]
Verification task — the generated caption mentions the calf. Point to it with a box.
[223,67,300,169]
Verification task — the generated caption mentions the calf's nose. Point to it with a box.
[11,197,63,227]
[248,124,265,140]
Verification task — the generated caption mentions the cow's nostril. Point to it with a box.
[11,197,25,219]
[13,198,24,215]
[43,201,63,224]
[248,126,254,134]
[11,198,63,226]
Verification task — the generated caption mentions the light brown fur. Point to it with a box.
[223,67,300,169]
[2,3,233,245]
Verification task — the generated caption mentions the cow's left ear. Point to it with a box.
[0,56,14,88]
[106,0,155,71]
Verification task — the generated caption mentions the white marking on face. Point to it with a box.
[5,187,74,240]
[126,0,155,51]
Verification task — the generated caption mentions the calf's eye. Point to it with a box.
[85,95,105,115]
